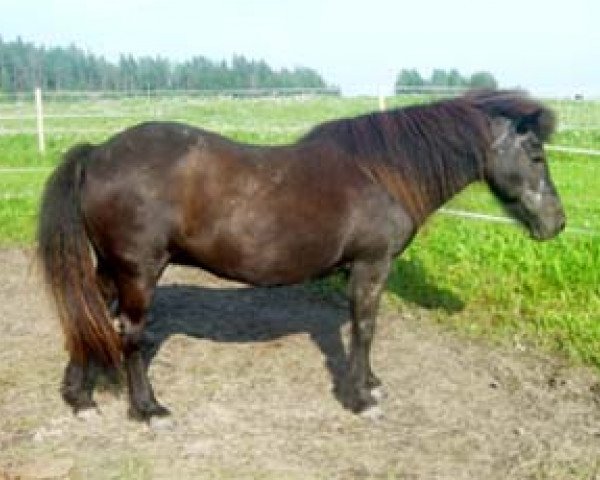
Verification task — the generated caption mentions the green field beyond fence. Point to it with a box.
[0,94,598,367]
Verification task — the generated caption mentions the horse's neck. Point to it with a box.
[422,167,480,218]
[370,152,482,224]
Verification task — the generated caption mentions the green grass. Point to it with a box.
[552,130,600,150]
[0,94,598,367]
[388,218,600,363]
[0,169,44,243]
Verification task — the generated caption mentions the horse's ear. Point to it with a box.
[515,108,556,142]
[490,117,514,150]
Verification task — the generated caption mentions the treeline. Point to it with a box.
[395,68,498,91]
[0,37,329,92]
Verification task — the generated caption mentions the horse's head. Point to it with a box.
[485,115,565,240]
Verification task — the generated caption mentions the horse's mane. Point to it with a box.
[300,90,555,222]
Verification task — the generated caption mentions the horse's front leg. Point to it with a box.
[346,257,390,414]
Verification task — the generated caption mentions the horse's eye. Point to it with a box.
[531,155,545,163]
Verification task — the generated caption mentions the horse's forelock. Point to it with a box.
[465,89,556,142]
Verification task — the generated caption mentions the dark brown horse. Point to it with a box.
[38,90,565,422]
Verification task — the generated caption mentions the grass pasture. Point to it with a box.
[0,94,598,368]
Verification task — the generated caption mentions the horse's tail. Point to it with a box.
[37,144,121,367]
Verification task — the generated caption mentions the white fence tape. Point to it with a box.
[0,167,52,173]
[547,145,600,156]
[439,208,516,224]
[439,208,597,236]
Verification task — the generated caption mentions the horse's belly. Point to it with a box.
[174,222,345,286]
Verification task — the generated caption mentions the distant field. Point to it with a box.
[0,94,598,367]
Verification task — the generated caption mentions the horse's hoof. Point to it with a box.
[370,385,387,402]
[149,415,175,431]
[75,407,101,422]
[129,403,171,423]
[359,404,384,421]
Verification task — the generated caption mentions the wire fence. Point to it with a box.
[0,89,598,236]
[0,89,598,154]
[0,87,342,102]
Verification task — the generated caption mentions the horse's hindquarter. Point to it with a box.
[172,142,398,285]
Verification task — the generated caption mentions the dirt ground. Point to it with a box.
[1,248,600,479]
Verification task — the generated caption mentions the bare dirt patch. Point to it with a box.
[1,248,599,479]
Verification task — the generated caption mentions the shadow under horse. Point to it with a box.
[137,258,465,408]
[147,283,351,400]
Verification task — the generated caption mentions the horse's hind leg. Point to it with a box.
[97,261,118,317]
[61,261,119,414]
[61,359,100,413]
[116,272,169,422]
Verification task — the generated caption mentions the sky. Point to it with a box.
[2,0,599,97]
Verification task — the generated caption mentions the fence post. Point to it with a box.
[378,86,387,111]
[35,87,45,154]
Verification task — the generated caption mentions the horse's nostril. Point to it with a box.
[559,216,566,232]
